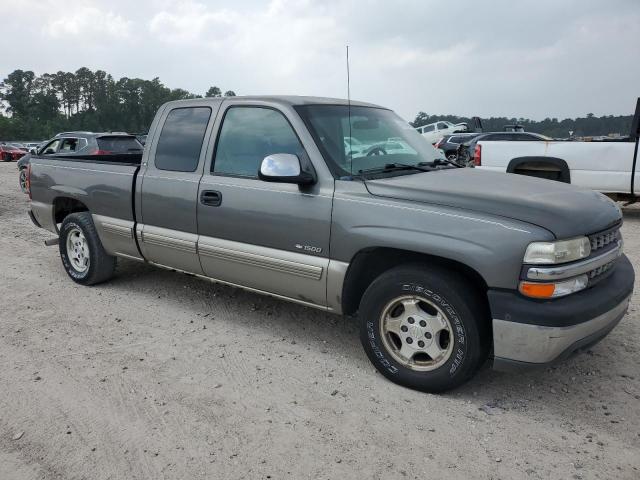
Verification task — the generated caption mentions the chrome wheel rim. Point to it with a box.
[19,170,27,192]
[379,295,454,371]
[66,227,90,272]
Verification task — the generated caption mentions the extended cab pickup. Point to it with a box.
[27,96,634,392]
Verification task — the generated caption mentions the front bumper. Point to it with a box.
[490,254,634,370]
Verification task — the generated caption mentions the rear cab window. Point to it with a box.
[97,136,143,153]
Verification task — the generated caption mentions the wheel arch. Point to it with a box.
[507,156,571,183]
[53,196,90,226]
[341,246,489,316]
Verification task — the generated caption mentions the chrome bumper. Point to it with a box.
[492,295,630,369]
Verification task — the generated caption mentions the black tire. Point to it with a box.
[359,265,490,393]
[59,212,116,285]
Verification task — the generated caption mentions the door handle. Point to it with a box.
[200,190,222,207]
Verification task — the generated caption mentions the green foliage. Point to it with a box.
[0,69,236,139]
[411,111,634,138]
[205,86,222,97]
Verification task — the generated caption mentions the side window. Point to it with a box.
[437,122,448,130]
[155,107,212,172]
[59,138,78,152]
[42,139,60,154]
[422,124,435,132]
[213,107,304,178]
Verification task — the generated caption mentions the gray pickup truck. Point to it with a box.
[26,96,634,392]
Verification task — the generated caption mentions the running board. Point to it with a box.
[44,237,59,246]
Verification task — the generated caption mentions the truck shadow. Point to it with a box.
[108,258,638,434]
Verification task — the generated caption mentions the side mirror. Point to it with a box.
[258,154,315,185]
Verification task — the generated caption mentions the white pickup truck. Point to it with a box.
[476,99,640,202]
[476,140,638,200]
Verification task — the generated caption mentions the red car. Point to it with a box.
[1,144,27,162]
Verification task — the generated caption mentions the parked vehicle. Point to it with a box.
[434,133,481,161]
[416,121,468,144]
[0,143,28,162]
[476,138,640,199]
[6,142,28,151]
[17,132,142,193]
[475,99,640,201]
[457,131,551,166]
[26,96,634,393]
[22,142,43,153]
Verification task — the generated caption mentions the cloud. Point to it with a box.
[45,5,132,39]
[1,0,639,120]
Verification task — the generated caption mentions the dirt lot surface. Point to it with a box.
[0,162,639,480]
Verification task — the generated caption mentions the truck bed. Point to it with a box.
[29,155,141,232]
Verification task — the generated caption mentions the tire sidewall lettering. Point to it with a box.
[366,282,467,378]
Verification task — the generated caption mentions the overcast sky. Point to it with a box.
[2,0,639,120]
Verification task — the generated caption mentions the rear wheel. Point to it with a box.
[18,168,27,193]
[359,265,489,392]
[59,212,116,285]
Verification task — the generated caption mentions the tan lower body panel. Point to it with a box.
[198,236,330,307]
[92,214,143,260]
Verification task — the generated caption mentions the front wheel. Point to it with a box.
[59,212,116,285]
[359,265,489,392]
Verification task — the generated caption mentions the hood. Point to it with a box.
[364,168,621,238]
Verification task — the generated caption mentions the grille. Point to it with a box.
[587,260,616,280]
[589,227,619,253]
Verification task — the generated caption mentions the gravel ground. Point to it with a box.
[0,161,639,480]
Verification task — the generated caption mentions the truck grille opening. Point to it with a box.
[589,227,620,253]
[588,260,616,280]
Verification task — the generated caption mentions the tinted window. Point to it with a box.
[59,138,78,152]
[437,122,448,130]
[484,134,510,141]
[42,139,60,154]
[517,133,540,141]
[97,136,143,152]
[422,124,435,132]
[213,107,304,177]
[155,107,212,172]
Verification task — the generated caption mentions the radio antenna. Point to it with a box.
[347,45,353,177]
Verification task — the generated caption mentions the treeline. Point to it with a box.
[1,67,634,140]
[0,68,236,139]
[411,112,634,139]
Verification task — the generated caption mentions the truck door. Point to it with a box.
[138,102,219,273]
[196,102,334,308]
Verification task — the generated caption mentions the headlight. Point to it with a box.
[524,237,591,264]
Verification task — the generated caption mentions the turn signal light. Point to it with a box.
[519,275,588,299]
[519,282,555,298]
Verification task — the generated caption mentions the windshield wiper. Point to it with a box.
[418,158,463,168]
[358,163,434,176]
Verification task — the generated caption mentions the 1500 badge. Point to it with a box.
[295,244,322,253]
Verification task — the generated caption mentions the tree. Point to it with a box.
[0,69,36,117]
[224,90,236,97]
[206,86,222,97]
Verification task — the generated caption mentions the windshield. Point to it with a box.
[296,105,443,177]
